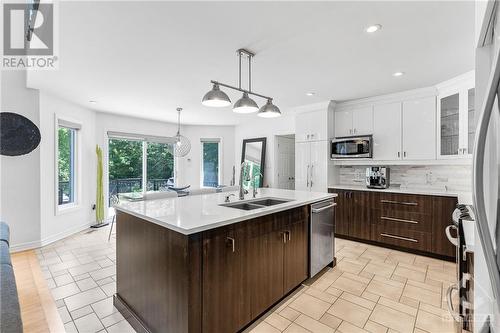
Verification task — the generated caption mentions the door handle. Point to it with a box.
[282,232,287,244]
[285,230,291,242]
[397,151,400,158]
[446,284,461,322]
[310,165,314,188]
[312,203,337,213]
[306,165,310,187]
[226,237,235,253]
[445,225,458,246]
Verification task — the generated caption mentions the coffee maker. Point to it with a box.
[366,167,390,189]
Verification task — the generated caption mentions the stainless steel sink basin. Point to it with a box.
[220,197,292,210]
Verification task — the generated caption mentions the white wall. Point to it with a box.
[234,114,295,187]
[39,92,97,243]
[180,125,235,187]
[0,70,42,251]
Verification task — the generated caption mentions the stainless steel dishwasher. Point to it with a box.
[310,199,336,278]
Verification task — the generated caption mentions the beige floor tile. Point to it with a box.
[294,314,335,333]
[393,265,426,282]
[250,321,282,333]
[414,255,445,269]
[341,292,376,310]
[399,296,420,309]
[360,250,389,263]
[406,279,442,294]
[325,286,343,297]
[362,262,396,278]
[385,251,416,265]
[265,313,292,331]
[359,271,375,280]
[416,309,456,333]
[284,323,311,333]
[289,293,331,320]
[361,291,380,302]
[426,269,456,284]
[337,321,371,333]
[331,275,368,296]
[305,287,338,304]
[390,274,407,284]
[280,307,301,322]
[369,304,415,333]
[319,313,342,330]
[378,297,418,316]
[365,278,403,300]
[336,258,367,274]
[402,284,441,307]
[327,298,371,328]
[364,320,388,333]
[312,277,335,291]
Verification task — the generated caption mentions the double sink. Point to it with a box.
[220,197,292,210]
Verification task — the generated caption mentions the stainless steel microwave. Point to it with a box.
[331,135,373,159]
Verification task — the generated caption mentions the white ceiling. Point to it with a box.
[28,1,475,125]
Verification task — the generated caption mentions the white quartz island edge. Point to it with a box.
[114,188,336,235]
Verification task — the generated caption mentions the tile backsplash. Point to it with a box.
[338,165,472,193]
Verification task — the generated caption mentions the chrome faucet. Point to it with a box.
[239,162,249,200]
[253,172,263,198]
[225,193,236,203]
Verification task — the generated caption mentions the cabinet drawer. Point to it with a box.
[371,224,432,252]
[375,192,432,214]
[372,209,432,232]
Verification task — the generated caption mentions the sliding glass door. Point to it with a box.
[108,136,175,204]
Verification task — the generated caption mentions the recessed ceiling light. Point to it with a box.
[393,72,405,77]
[89,100,97,104]
[366,24,382,33]
[306,92,315,96]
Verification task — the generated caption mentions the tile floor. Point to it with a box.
[36,226,458,333]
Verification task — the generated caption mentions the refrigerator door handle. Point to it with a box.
[445,283,462,323]
[445,225,459,246]
[472,37,500,308]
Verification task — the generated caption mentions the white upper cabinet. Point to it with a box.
[373,102,402,160]
[402,97,436,160]
[334,110,352,137]
[334,106,373,137]
[436,74,475,158]
[296,108,331,142]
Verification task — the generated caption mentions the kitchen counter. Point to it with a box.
[114,188,336,235]
[329,184,472,204]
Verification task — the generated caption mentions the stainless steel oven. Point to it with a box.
[331,135,372,159]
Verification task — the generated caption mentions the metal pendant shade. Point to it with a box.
[173,108,191,157]
[202,84,231,107]
[257,99,281,118]
[202,49,281,118]
[233,92,259,113]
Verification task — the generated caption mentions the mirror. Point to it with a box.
[241,137,266,190]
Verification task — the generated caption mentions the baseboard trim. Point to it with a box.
[10,222,92,253]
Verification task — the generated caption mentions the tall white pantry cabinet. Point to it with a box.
[295,107,332,193]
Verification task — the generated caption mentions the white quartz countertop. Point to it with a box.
[328,184,473,204]
[114,188,336,235]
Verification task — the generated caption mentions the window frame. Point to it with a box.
[200,138,222,188]
[55,116,82,215]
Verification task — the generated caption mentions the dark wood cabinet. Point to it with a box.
[328,189,370,240]
[283,207,309,294]
[202,223,251,333]
[329,187,457,260]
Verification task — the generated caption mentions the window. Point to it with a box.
[201,139,220,188]
[57,119,80,210]
[107,133,176,203]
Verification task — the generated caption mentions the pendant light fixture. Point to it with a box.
[173,107,191,157]
[202,49,281,118]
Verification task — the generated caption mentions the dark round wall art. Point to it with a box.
[0,112,41,156]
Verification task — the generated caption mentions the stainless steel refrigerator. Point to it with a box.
[474,2,500,332]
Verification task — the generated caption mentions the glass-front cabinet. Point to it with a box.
[437,77,475,158]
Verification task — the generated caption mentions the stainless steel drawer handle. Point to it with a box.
[380,233,418,243]
[381,216,419,224]
[445,225,458,246]
[446,284,461,322]
[227,237,235,253]
[312,203,337,213]
[380,199,418,206]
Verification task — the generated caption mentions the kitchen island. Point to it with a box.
[113,188,336,333]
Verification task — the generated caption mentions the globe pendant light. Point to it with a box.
[233,92,259,113]
[202,83,231,107]
[173,108,191,157]
[257,99,282,118]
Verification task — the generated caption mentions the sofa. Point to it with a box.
[1,222,23,333]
